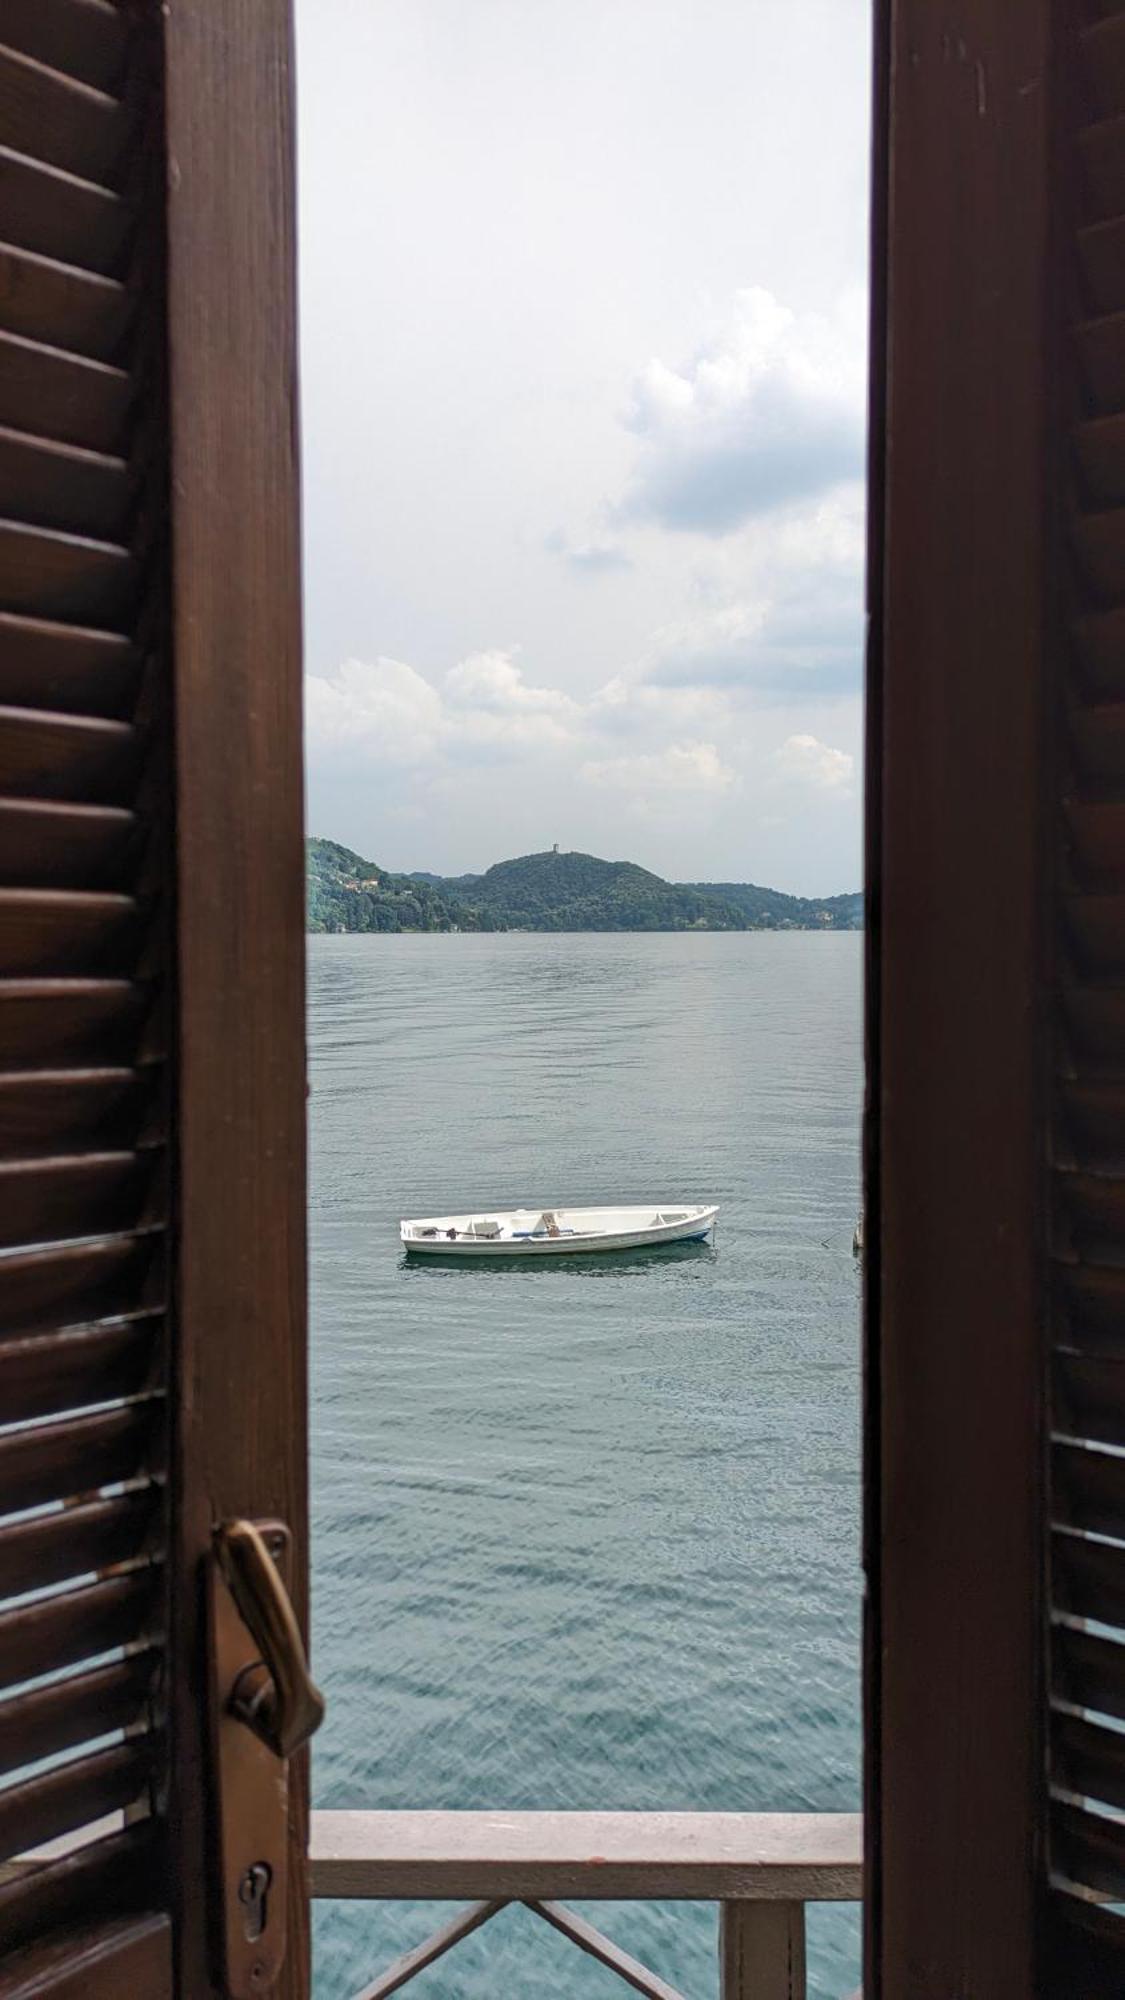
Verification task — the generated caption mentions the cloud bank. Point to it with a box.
[614,288,866,536]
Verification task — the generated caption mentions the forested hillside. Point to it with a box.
[307,839,499,933]
[310,841,863,933]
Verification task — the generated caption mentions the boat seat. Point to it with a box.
[470,1219,502,1238]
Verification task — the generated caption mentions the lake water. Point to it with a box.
[308,931,863,1999]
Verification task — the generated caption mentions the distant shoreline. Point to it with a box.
[307,837,863,936]
[309,924,863,936]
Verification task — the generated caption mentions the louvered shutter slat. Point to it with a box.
[1053,1624,1125,1726]
[0,1829,163,1962]
[1045,13,1125,1954]
[0,980,148,1064]
[0,1400,160,1515]
[0,1651,159,1781]
[0,429,131,540]
[1084,15,1125,119]
[1053,1530,1125,1626]
[1076,411,1125,502]
[1052,1800,1125,1900]
[0,1068,148,1151]
[1069,704,1125,782]
[1080,118,1125,222]
[0,803,139,891]
[1079,312,1125,411]
[0,1488,158,1599]
[1059,1082,1125,1163]
[1053,1710,1125,1815]
[0,9,171,1977]
[0,1571,161,1700]
[0,522,135,623]
[0,707,138,798]
[0,1739,156,1862]
[0,44,131,184]
[0,1149,159,1250]
[0,147,131,275]
[0,1234,160,1333]
[0,245,131,359]
[0,615,136,715]
[0,1318,158,1425]
[0,891,140,976]
[0,338,132,456]
[0,3,128,95]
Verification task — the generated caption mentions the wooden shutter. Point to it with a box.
[866,1,1052,1995]
[0,4,174,1990]
[1047,0,1125,1979]
[0,4,308,1997]
[870,0,1125,1993]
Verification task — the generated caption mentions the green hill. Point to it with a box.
[309,839,863,933]
[680,881,863,930]
[306,839,500,934]
[427,849,748,931]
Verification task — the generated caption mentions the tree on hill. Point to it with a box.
[307,839,863,933]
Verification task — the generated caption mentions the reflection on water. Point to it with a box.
[310,931,862,2000]
[400,1239,718,1277]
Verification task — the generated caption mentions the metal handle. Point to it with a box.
[214,1519,325,1759]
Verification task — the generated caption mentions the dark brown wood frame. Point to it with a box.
[160,5,309,1995]
[865,3,1054,1993]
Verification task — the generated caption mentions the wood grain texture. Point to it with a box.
[0,1398,161,1513]
[0,1066,152,1152]
[308,1812,863,1903]
[0,1312,161,1422]
[0,146,131,275]
[0,1229,162,1334]
[0,1740,154,1865]
[0,427,130,540]
[0,43,131,186]
[866,3,1051,1993]
[0,1911,171,2000]
[161,2,309,1993]
[0,802,140,891]
[0,1825,161,1960]
[1046,10,1125,1971]
[0,615,137,716]
[0,1655,157,1785]
[0,3,129,96]
[719,1900,806,2000]
[0,1487,159,1597]
[0,243,131,361]
[0,1568,161,1696]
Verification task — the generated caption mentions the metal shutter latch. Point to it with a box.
[209,1519,325,1996]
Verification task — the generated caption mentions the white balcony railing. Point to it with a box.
[310,1810,863,2000]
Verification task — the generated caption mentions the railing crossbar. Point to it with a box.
[320,1811,862,2000]
[347,1896,687,2000]
[351,1899,505,2000]
[526,1898,688,2000]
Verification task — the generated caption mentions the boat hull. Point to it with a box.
[401,1204,718,1257]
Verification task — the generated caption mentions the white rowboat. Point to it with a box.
[400,1203,719,1257]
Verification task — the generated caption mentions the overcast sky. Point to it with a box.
[296,0,871,894]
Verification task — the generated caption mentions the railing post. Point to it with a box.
[719,1901,806,2000]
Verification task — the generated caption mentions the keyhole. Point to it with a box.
[238,1861,271,1943]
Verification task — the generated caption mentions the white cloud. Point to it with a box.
[773,733,854,793]
[615,287,866,535]
[580,741,736,797]
[642,488,865,702]
[306,651,580,768]
[443,650,578,749]
[304,656,443,766]
[544,530,633,575]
